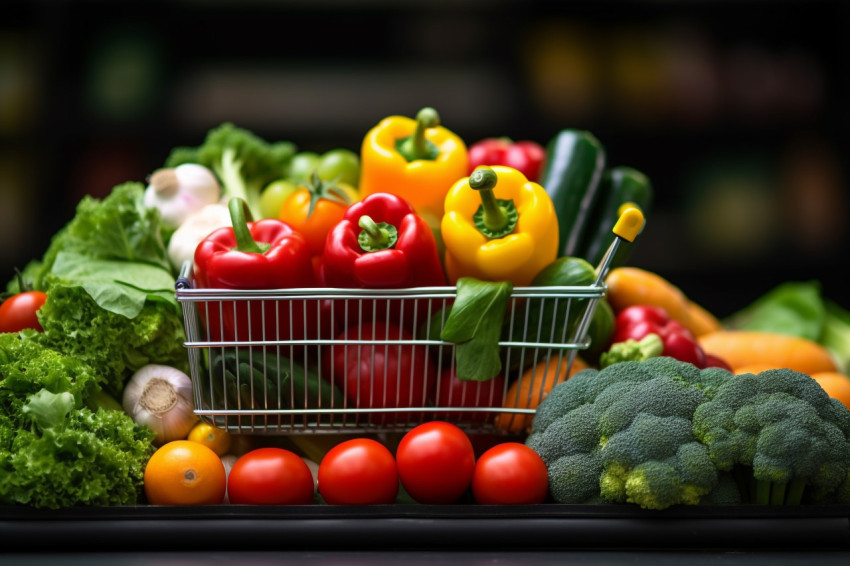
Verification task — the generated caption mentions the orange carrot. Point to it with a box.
[605,267,720,337]
[494,355,589,434]
[809,372,850,410]
[697,330,838,375]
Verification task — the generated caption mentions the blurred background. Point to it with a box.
[1,0,848,317]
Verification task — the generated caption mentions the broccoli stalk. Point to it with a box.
[599,333,663,368]
[165,123,297,219]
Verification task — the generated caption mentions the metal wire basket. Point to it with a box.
[175,208,644,435]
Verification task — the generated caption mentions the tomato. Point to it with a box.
[227,447,314,505]
[471,442,549,505]
[318,438,398,505]
[0,291,47,333]
[433,367,506,424]
[259,179,299,219]
[289,152,322,181]
[395,421,475,504]
[279,181,359,256]
[316,149,361,187]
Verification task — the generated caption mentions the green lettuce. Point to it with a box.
[0,333,155,508]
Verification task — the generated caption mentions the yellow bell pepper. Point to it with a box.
[359,107,468,229]
[441,165,558,286]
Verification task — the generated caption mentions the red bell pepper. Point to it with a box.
[319,192,447,329]
[611,305,711,368]
[193,198,320,343]
[467,138,546,183]
[321,320,437,424]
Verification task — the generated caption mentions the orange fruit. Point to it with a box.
[187,421,232,456]
[811,372,850,410]
[495,355,589,434]
[144,440,226,505]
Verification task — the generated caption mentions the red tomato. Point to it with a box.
[433,367,506,424]
[0,291,47,333]
[395,421,475,504]
[227,447,314,505]
[318,438,398,505]
[472,442,549,505]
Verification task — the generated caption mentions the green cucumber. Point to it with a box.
[539,130,606,257]
[580,166,653,268]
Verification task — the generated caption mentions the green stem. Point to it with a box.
[469,166,518,239]
[228,197,269,254]
[755,479,771,505]
[785,477,808,506]
[770,481,787,505]
[358,215,398,252]
[396,107,440,162]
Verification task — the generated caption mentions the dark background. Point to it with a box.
[2,0,848,317]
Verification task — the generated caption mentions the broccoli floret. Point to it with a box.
[599,333,664,369]
[526,357,728,509]
[165,122,296,218]
[692,369,850,505]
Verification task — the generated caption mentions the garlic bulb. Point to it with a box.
[123,364,198,446]
[144,163,222,228]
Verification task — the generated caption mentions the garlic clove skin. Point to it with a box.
[123,364,198,446]
[144,163,222,228]
[167,203,232,272]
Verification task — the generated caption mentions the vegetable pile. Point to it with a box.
[2,105,850,513]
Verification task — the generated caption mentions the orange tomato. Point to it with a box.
[279,180,359,256]
[810,372,850,410]
[495,355,589,434]
[144,440,226,505]
[187,421,232,456]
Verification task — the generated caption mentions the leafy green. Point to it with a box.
[725,281,850,374]
[51,251,177,319]
[0,334,155,509]
[440,277,513,381]
[33,283,187,398]
[11,182,171,295]
[725,280,824,341]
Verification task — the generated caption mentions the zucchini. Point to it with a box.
[580,166,653,268]
[539,130,606,257]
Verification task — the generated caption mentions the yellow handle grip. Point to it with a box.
[613,204,645,243]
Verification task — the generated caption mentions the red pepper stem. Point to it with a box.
[228,197,270,254]
[469,166,518,239]
[396,107,440,162]
[358,215,398,252]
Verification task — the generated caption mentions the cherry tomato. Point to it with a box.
[434,367,506,424]
[395,421,475,504]
[227,447,314,505]
[472,442,549,505]
[259,179,299,219]
[0,291,47,333]
[318,438,398,505]
[279,181,359,256]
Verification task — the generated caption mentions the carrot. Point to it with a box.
[494,355,589,434]
[697,330,838,375]
[604,267,720,337]
[733,363,783,375]
[809,372,850,410]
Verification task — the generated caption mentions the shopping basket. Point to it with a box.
[175,207,645,435]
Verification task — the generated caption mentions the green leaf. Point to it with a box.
[440,277,513,381]
[51,251,178,318]
[724,281,825,341]
[22,389,75,431]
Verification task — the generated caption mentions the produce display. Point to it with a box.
[1,107,849,513]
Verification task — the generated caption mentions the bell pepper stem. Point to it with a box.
[228,197,270,254]
[470,166,518,239]
[396,107,440,162]
[358,215,399,252]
